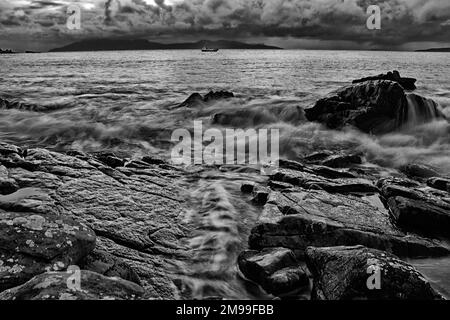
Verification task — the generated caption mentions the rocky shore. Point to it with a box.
[1,71,449,300]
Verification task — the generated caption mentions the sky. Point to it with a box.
[0,0,449,51]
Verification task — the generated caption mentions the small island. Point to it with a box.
[0,48,15,54]
[416,47,450,52]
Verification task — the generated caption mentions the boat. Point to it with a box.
[201,46,219,52]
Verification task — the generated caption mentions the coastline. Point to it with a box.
[1,74,449,300]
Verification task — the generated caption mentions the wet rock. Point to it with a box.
[93,152,125,168]
[378,177,450,239]
[252,186,270,205]
[303,151,334,163]
[305,80,413,134]
[352,70,417,91]
[178,91,234,108]
[388,197,450,239]
[249,188,449,258]
[0,270,144,300]
[321,153,362,168]
[0,165,19,195]
[270,168,378,194]
[141,155,166,166]
[204,90,234,102]
[178,93,204,108]
[427,177,450,193]
[265,266,309,296]
[80,249,141,285]
[305,245,443,300]
[400,163,441,180]
[0,211,96,291]
[241,182,256,193]
[0,142,190,299]
[238,248,308,295]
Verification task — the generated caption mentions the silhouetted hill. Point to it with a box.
[49,39,282,52]
[416,47,450,52]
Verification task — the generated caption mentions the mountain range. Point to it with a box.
[415,47,450,52]
[49,39,282,52]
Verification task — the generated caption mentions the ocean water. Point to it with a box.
[1,50,449,299]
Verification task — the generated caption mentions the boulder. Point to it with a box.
[0,270,144,300]
[238,248,308,295]
[305,246,443,300]
[305,80,408,134]
[352,70,417,91]
[0,211,96,291]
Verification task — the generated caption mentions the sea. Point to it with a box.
[1,49,449,299]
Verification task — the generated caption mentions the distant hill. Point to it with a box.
[49,39,282,52]
[416,47,450,52]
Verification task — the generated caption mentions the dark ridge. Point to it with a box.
[49,39,283,52]
[416,47,450,52]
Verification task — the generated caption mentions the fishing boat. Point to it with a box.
[201,46,219,52]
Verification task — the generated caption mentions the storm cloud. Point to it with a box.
[0,0,449,51]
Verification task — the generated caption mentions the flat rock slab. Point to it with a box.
[305,246,443,300]
[249,188,449,258]
[0,211,96,291]
[0,142,190,299]
[271,168,378,194]
[0,270,144,300]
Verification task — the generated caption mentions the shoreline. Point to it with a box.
[1,74,449,300]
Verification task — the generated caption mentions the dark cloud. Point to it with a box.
[0,0,449,51]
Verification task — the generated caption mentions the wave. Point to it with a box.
[0,97,76,113]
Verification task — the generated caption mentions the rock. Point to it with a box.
[239,248,298,279]
[321,154,362,168]
[178,93,204,108]
[400,163,441,180]
[80,249,141,285]
[178,91,234,108]
[405,94,445,124]
[0,211,96,291]
[305,245,443,300]
[0,165,19,195]
[388,197,450,239]
[303,151,334,163]
[203,90,234,102]
[248,188,449,258]
[141,155,166,166]
[238,248,308,295]
[0,270,144,300]
[427,177,450,192]
[264,266,309,296]
[93,152,125,168]
[304,80,437,134]
[378,177,450,239]
[270,168,378,194]
[252,186,270,205]
[241,182,256,193]
[352,70,417,91]
[0,142,190,299]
